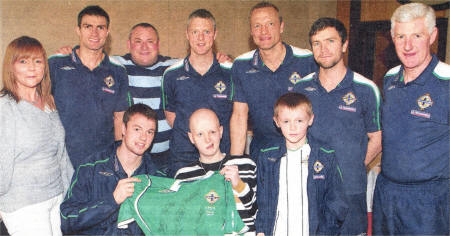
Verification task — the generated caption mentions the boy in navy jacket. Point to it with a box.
[256,92,348,235]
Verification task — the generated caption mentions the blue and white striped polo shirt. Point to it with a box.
[114,54,179,154]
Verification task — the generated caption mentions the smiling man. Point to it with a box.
[373,3,449,235]
[114,23,179,172]
[49,5,129,168]
[162,9,233,176]
[60,104,160,235]
[230,1,317,157]
[295,17,382,235]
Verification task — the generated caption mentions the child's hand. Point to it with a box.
[220,165,241,188]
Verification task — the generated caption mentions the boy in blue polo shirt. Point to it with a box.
[256,93,347,236]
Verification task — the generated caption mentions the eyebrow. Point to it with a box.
[82,23,107,28]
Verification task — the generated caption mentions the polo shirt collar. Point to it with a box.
[312,67,353,91]
[112,141,148,178]
[122,53,132,61]
[251,42,293,71]
[122,53,164,68]
[397,54,438,87]
[183,54,220,77]
[71,45,109,69]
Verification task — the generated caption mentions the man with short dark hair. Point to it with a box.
[162,9,233,176]
[60,104,160,235]
[373,3,449,235]
[230,1,317,157]
[49,5,129,168]
[296,17,382,235]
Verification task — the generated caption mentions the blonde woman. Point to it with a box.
[0,36,73,236]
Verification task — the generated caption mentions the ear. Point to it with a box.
[127,39,131,51]
[219,125,223,139]
[280,21,285,34]
[429,27,438,46]
[342,39,349,53]
[308,114,315,126]
[76,26,81,37]
[213,29,218,41]
[188,132,194,144]
[121,122,127,137]
[186,29,189,41]
[273,116,280,128]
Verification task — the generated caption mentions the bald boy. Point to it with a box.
[175,109,257,232]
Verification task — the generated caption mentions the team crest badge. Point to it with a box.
[215,81,226,93]
[313,161,324,173]
[205,190,220,205]
[104,76,115,88]
[289,72,302,85]
[417,94,433,110]
[342,92,356,105]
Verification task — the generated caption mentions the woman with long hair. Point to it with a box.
[0,36,73,236]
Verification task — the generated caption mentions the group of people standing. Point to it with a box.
[0,1,448,236]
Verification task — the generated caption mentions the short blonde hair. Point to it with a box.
[391,3,435,36]
[1,36,55,109]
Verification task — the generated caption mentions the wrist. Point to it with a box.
[232,179,246,193]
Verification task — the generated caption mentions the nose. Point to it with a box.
[90,27,99,36]
[261,25,268,34]
[319,43,327,54]
[404,36,412,51]
[198,32,205,41]
[289,122,296,131]
[204,133,211,143]
[28,62,37,71]
[139,132,147,141]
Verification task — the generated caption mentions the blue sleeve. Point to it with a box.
[115,67,130,111]
[161,70,176,112]
[48,57,58,95]
[320,153,348,235]
[60,164,119,234]
[255,153,269,234]
[231,62,247,104]
[363,84,382,133]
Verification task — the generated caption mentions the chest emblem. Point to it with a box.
[214,81,226,93]
[417,93,433,110]
[289,72,302,85]
[342,92,356,105]
[313,160,324,173]
[104,75,115,88]
[205,190,220,205]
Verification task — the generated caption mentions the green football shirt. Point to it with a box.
[117,171,247,235]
